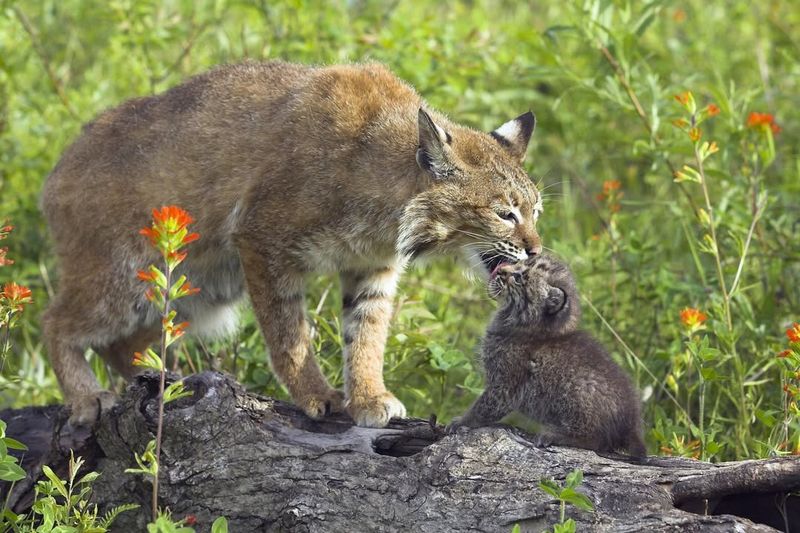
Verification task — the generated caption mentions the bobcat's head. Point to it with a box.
[398,108,542,276]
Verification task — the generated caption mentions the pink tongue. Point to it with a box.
[490,262,509,280]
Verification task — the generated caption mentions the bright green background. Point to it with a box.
[1,0,798,460]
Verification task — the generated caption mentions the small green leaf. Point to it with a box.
[565,469,583,489]
[538,478,561,498]
[4,436,28,451]
[42,465,69,499]
[211,516,229,533]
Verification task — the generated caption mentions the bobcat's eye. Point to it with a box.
[496,210,519,225]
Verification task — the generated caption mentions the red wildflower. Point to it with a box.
[778,350,792,358]
[746,112,781,135]
[680,307,707,328]
[182,232,200,245]
[152,206,194,230]
[0,247,13,267]
[603,180,622,195]
[178,282,200,298]
[168,250,188,264]
[2,282,32,303]
[672,118,689,130]
[0,223,12,240]
[184,515,197,526]
[137,270,158,283]
[706,104,720,117]
[674,92,692,106]
[787,323,800,343]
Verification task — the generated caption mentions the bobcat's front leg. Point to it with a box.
[240,248,344,418]
[341,264,406,427]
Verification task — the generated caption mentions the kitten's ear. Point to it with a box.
[544,286,566,315]
[490,111,535,163]
[416,108,453,178]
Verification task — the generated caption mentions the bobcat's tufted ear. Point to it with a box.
[490,111,535,163]
[416,108,453,179]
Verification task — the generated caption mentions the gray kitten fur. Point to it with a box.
[455,254,647,457]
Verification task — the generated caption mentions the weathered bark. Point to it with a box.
[3,371,799,532]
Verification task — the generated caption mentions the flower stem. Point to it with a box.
[152,263,171,521]
[693,144,748,454]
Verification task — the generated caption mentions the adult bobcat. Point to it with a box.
[42,61,543,427]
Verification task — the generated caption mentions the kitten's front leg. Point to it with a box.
[341,264,406,428]
[450,386,513,430]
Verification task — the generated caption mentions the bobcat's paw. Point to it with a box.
[347,391,407,428]
[68,390,118,427]
[297,388,346,419]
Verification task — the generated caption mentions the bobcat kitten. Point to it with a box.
[455,254,646,457]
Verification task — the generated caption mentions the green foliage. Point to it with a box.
[538,469,594,533]
[2,452,137,532]
[0,420,27,484]
[0,0,798,461]
[125,438,159,480]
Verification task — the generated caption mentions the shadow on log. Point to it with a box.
[2,371,799,532]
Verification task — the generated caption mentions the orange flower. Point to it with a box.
[778,349,792,358]
[168,250,188,264]
[182,232,200,245]
[177,281,200,298]
[688,127,702,142]
[2,282,32,303]
[746,112,781,134]
[787,323,800,343]
[138,226,161,247]
[603,180,622,195]
[0,247,13,267]
[152,206,194,230]
[672,8,687,22]
[672,118,689,130]
[137,270,158,283]
[674,92,692,106]
[680,307,707,328]
[0,223,12,240]
[706,104,720,117]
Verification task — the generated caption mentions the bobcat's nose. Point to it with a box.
[525,242,542,256]
[522,233,543,256]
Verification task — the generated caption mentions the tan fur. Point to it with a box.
[41,61,542,427]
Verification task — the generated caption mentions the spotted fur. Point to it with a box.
[41,61,542,428]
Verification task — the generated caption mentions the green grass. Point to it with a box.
[1,0,798,461]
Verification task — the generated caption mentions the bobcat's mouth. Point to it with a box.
[481,252,513,279]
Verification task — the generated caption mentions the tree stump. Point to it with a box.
[3,371,798,532]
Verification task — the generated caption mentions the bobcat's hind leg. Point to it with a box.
[341,265,406,428]
[239,247,344,418]
[43,296,117,427]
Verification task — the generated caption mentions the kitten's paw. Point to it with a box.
[347,391,407,428]
[297,388,346,419]
[532,432,555,448]
[68,390,118,427]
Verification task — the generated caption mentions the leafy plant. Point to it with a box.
[130,206,201,520]
[4,452,137,532]
[538,470,595,533]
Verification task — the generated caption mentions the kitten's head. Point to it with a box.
[488,253,581,335]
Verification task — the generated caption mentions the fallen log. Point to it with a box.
[2,371,798,532]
